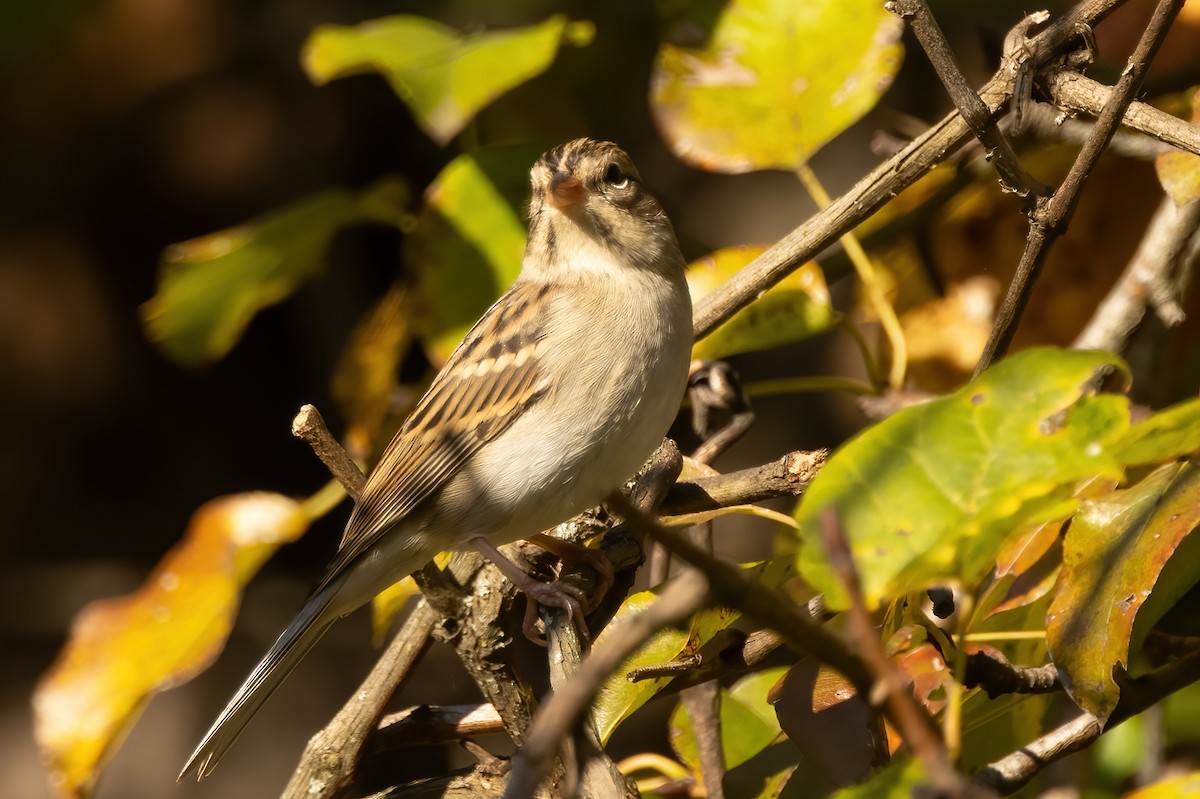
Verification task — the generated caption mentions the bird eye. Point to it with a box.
[603,163,629,189]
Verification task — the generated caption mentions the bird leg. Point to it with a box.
[470,536,589,643]
[525,532,615,604]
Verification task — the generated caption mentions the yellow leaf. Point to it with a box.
[33,493,310,799]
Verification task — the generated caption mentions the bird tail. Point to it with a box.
[178,588,339,782]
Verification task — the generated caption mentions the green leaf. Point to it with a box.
[1047,462,1200,723]
[796,348,1130,610]
[406,144,542,364]
[651,0,903,172]
[669,667,788,772]
[142,178,407,366]
[1115,397,1200,466]
[590,590,740,744]
[689,247,838,360]
[722,742,803,799]
[830,756,924,799]
[303,15,594,146]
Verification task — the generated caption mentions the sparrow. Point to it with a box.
[180,138,694,780]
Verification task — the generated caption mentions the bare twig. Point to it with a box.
[542,606,636,798]
[692,0,1134,342]
[887,0,1046,200]
[975,0,1186,373]
[1042,68,1200,157]
[976,650,1200,793]
[371,704,506,750]
[815,510,962,794]
[281,604,437,799]
[688,360,755,465]
[292,404,366,499]
[681,681,725,799]
[607,495,873,706]
[503,571,712,799]
[1016,101,1175,160]
[961,649,1062,698]
[661,449,827,516]
[1074,195,1200,351]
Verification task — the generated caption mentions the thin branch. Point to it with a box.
[681,681,725,799]
[975,650,1200,793]
[815,510,962,794]
[975,0,1186,373]
[503,570,712,799]
[542,605,636,798]
[1016,101,1175,160]
[370,704,506,750]
[606,495,873,710]
[1074,194,1200,351]
[661,449,827,515]
[292,404,366,499]
[887,0,1046,200]
[961,649,1061,698]
[692,0,1134,342]
[280,604,437,799]
[1042,67,1200,157]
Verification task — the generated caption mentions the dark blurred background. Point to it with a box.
[4,0,1196,796]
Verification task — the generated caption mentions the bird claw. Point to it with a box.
[520,579,589,645]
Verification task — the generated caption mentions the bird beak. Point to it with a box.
[546,172,586,210]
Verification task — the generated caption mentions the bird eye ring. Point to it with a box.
[604,163,629,189]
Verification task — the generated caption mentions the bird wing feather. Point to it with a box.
[315,280,552,591]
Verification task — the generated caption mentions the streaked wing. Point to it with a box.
[315,281,552,590]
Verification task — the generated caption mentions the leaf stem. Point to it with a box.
[795,164,907,389]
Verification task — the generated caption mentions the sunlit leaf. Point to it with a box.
[1115,397,1200,466]
[1124,771,1200,798]
[901,276,1001,393]
[796,348,1130,611]
[670,667,787,772]
[651,0,903,172]
[1048,461,1200,723]
[974,475,1116,620]
[142,178,407,366]
[407,145,542,364]
[303,15,594,146]
[1155,89,1200,206]
[688,246,838,360]
[33,493,311,799]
